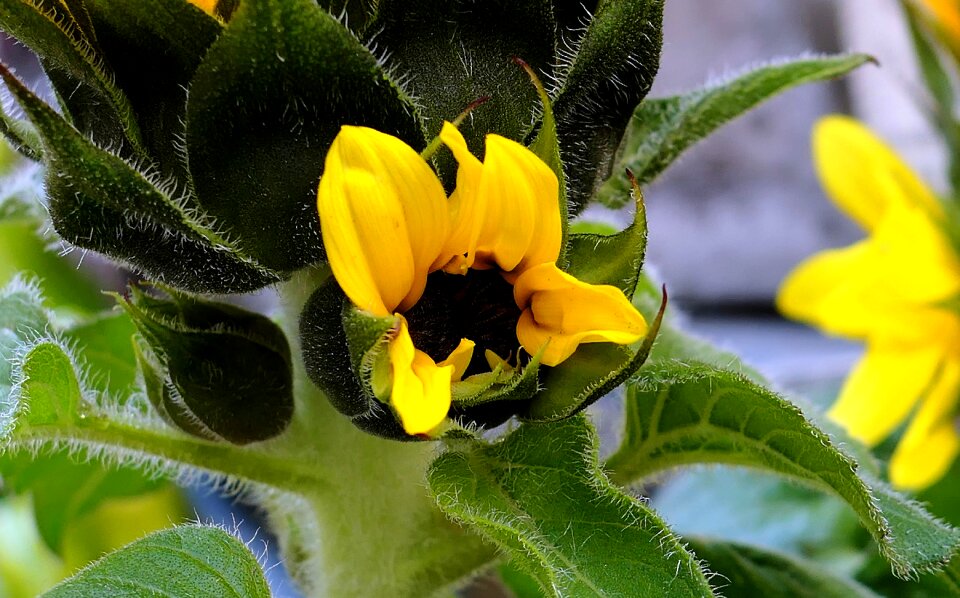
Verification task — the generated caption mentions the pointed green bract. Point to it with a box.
[553,0,664,214]
[369,0,555,185]
[119,286,294,444]
[688,539,880,598]
[596,54,874,207]
[41,525,271,598]
[0,67,282,294]
[186,0,424,271]
[607,362,960,577]
[429,415,716,597]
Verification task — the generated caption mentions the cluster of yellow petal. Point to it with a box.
[317,123,647,435]
[778,116,960,490]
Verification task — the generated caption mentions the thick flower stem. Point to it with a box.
[262,270,496,598]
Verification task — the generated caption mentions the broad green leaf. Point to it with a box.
[429,415,715,597]
[0,0,143,152]
[688,538,879,598]
[0,449,171,556]
[553,0,664,214]
[607,362,960,577]
[41,525,271,598]
[84,0,223,182]
[186,0,424,271]
[860,552,960,597]
[369,0,555,186]
[63,313,138,397]
[15,341,82,428]
[596,54,873,207]
[0,67,282,294]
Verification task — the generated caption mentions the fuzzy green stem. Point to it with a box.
[257,269,496,597]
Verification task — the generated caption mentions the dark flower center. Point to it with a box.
[404,268,522,378]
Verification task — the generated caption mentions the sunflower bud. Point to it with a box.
[119,286,294,444]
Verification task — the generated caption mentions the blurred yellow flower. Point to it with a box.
[916,0,960,52]
[188,0,218,16]
[778,116,960,490]
[317,124,647,435]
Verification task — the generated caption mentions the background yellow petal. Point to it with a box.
[514,263,647,366]
[828,344,943,446]
[188,0,217,15]
[814,116,941,231]
[319,126,448,314]
[388,318,453,435]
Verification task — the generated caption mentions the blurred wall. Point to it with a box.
[636,0,938,306]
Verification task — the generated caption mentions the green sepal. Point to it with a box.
[117,285,294,444]
[521,285,666,422]
[595,54,874,207]
[369,0,555,186]
[0,102,42,161]
[0,0,143,153]
[185,0,425,272]
[0,66,282,294]
[553,0,664,214]
[564,183,646,296]
[83,0,223,183]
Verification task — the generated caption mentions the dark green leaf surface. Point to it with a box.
[596,54,873,207]
[0,0,143,152]
[429,415,715,597]
[553,0,664,214]
[688,538,879,598]
[607,362,960,577]
[41,525,270,598]
[0,66,282,294]
[370,0,554,185]
[186,0,424,271]
[84,0,223,182]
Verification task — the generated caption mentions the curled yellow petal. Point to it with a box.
[441,124,561,276]
[514,263,647,366]
[189,0,218,15]
[388,317,453,435]
[814,116,942,231]
[827,344,943,446]
[318,126,448,315]
[889,357,960,490]
[438,338,475,382]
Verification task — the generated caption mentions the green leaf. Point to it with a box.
[688,538,880,598]
[0,0,143,152]
[369,0,555,186]
[429,415,716,597]
[14,341,83,428]
[63,312,138,397]
[0,448,167,555]
[185,0,424,271]
[606,362,960,577]
[41,525,270,598]
[83,0,223,182]
[596,54,873,207]
[0,66,282,294]
[553,0,664,214]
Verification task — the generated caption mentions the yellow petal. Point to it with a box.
[189,0,218,15]
[814,116,942,231]
[828,344,944,446]
[438,338,475,382]
[918,0,960,50]
[388,317,453,435]
[318,126,448,315]
[514,263,647,366]
[777,201,960,344]
[441,125,561,276]
[889,357,960,490]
